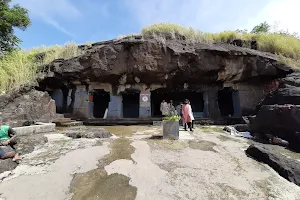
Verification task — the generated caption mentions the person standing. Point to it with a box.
[168,100,176,116]
[182,99,193,131]
[188,100,195,129]
[176,102,183,126]
[160,100,169,117]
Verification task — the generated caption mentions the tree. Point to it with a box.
[0,0,30,53]
[251,21,270,33]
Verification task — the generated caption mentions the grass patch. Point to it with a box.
[0,42,83,92]
[199,126,224,133]
[142,23,300,68]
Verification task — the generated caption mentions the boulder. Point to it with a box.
[0,134,49,174]
[249,105,300,152]
[0,86,56,127]
[258,72,300,107]
[245,144,300,186]
[62,126,112,139]
[15,134,48,155]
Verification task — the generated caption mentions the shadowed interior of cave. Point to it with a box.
[218,87,234,117]
[122,89,140,118]
[93,90,110,118]
[151,89,204,117]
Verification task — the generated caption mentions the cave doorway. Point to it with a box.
[151,89,204,117]
[218,87,234,117]
[93,90,110,118]
[122,89,140,118]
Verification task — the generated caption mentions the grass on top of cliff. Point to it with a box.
[142,23,300,67]
[1,23,300,93]
[0,42,83,92]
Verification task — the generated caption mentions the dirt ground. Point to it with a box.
[0,125,300,200]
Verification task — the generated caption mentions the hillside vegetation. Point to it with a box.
[0,23,299,92]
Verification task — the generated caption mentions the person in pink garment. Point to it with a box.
[182,99,194,131]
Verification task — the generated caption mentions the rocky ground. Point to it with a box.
[0,125,300,200]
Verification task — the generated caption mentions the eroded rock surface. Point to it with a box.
[39,37,292,89]
[259,72,300,106]
[249,105,300,152]
[0,86,56,127]
[246,144,300,186]
[0,160,17,175]
[62,126,112,139]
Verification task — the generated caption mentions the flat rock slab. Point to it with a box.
[245,144,300,186]
[62,126,112,139]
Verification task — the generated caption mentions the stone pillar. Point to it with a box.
[73,85,90,119]
[203,90,222,120]
[203,92,209,118]
[88,94,94,119]
[232,90,242,117]
[139,93,151,118]
[107,95,122,119]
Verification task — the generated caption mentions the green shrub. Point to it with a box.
[163,115,181,121]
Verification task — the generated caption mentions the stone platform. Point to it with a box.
[83,118,244,126]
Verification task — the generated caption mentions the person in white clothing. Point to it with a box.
[188,100,195,129]
[160,100,169,117]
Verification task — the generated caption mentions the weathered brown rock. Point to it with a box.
[39,37,292,90]
[249,105,300,152]
[246,144,300,186]
[259,71,300,107]
[0,86,57,127]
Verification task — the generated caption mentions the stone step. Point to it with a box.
[55,114,65,118]
[53,118,73,122]
[58,121,83,127]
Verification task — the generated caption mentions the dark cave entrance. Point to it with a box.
[218,87,235,117]
[151,89,204,117]
[93,90,110,118]
[122,89,140,118]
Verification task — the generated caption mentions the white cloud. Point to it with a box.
[13,0,81,37]
[244,0,300,33]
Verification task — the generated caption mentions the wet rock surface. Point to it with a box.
[0,86,56,127]
[246,144,300,186]
[249,105,300,152]
[39,37,291,89]
[62,126,112,139]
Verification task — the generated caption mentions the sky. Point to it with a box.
[12,0,300,49]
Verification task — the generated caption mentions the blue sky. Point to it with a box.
[12,0,300,49]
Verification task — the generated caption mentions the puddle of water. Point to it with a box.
[70,138,137,200]
[70,168,136,200]
[102,126,152,137]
